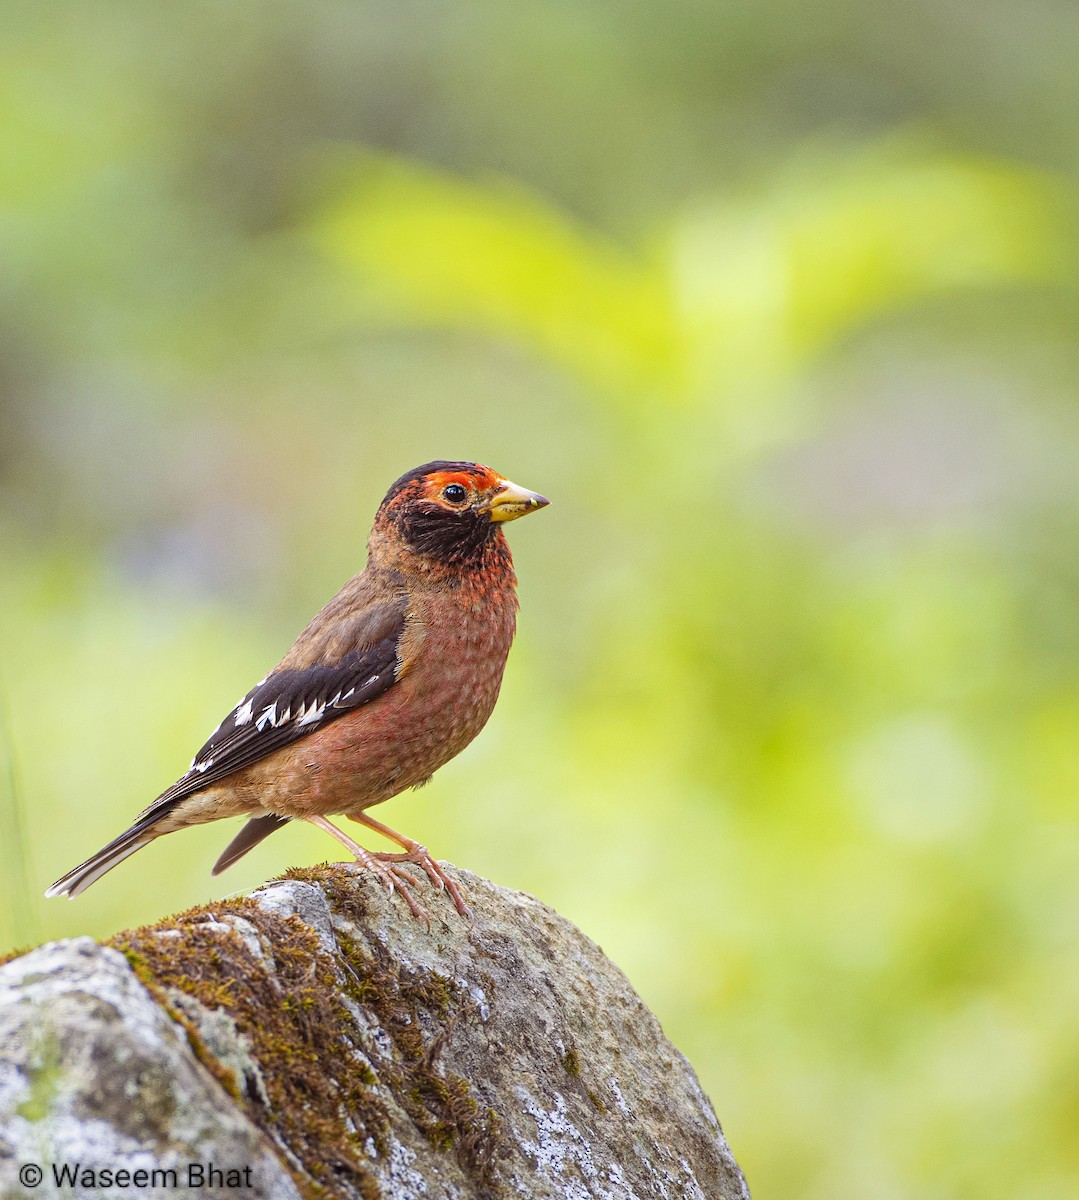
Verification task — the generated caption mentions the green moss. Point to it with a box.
[106,865,505,1199]
[331,921,503,1187]
[284,863,372,928]
[563,1043,608,1114]
[109,891,380,1200]
[16,1027,62,1122]
[0,944,35,968]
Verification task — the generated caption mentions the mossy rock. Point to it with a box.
[0,865,749,1199]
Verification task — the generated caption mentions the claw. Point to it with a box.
[375,860,427,921]
[370,847,469,917]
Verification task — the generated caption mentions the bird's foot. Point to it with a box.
[306,814,428,921]
[353,847,429,922]
[344,811,472,919]
[371,846,471,919]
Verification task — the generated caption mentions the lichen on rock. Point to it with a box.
[0,865,750,1199]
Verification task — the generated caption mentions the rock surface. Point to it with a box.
[0,865,750,1199]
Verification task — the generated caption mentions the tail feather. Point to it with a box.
[48,802,293,898]
[212,813,290,876]
[45,815,163,899]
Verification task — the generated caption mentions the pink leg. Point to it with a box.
[305,814,428,922]
[347,810,471,919]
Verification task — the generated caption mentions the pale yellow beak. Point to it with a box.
[488,478,550,523]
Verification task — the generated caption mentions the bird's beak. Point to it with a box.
[488,478,550,523]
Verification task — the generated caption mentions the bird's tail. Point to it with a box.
[45,812,165,899]
[211,813,290,876]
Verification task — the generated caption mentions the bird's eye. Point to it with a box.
[443,483,467,504]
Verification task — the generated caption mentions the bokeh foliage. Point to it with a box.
[3,4,1079,1197]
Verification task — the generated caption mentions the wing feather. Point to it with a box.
[139,596,406,816]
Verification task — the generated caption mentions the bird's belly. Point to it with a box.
[247,591,516,818]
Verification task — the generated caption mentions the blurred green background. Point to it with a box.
[3,3,1079,1196]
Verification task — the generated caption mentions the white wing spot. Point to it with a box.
[234,700,254,727]
[297,702,325,727]
[256,703,278,730]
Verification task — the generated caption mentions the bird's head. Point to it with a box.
[376,461,549,566]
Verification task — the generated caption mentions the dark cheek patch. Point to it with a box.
[395,501,497,564]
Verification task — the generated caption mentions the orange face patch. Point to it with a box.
[422,466,501,501]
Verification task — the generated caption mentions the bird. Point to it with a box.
[46,460,549,918]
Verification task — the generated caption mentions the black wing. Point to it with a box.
[143,611,403,816]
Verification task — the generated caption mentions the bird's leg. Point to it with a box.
[347,810,472,918]
[305,814,427,921]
